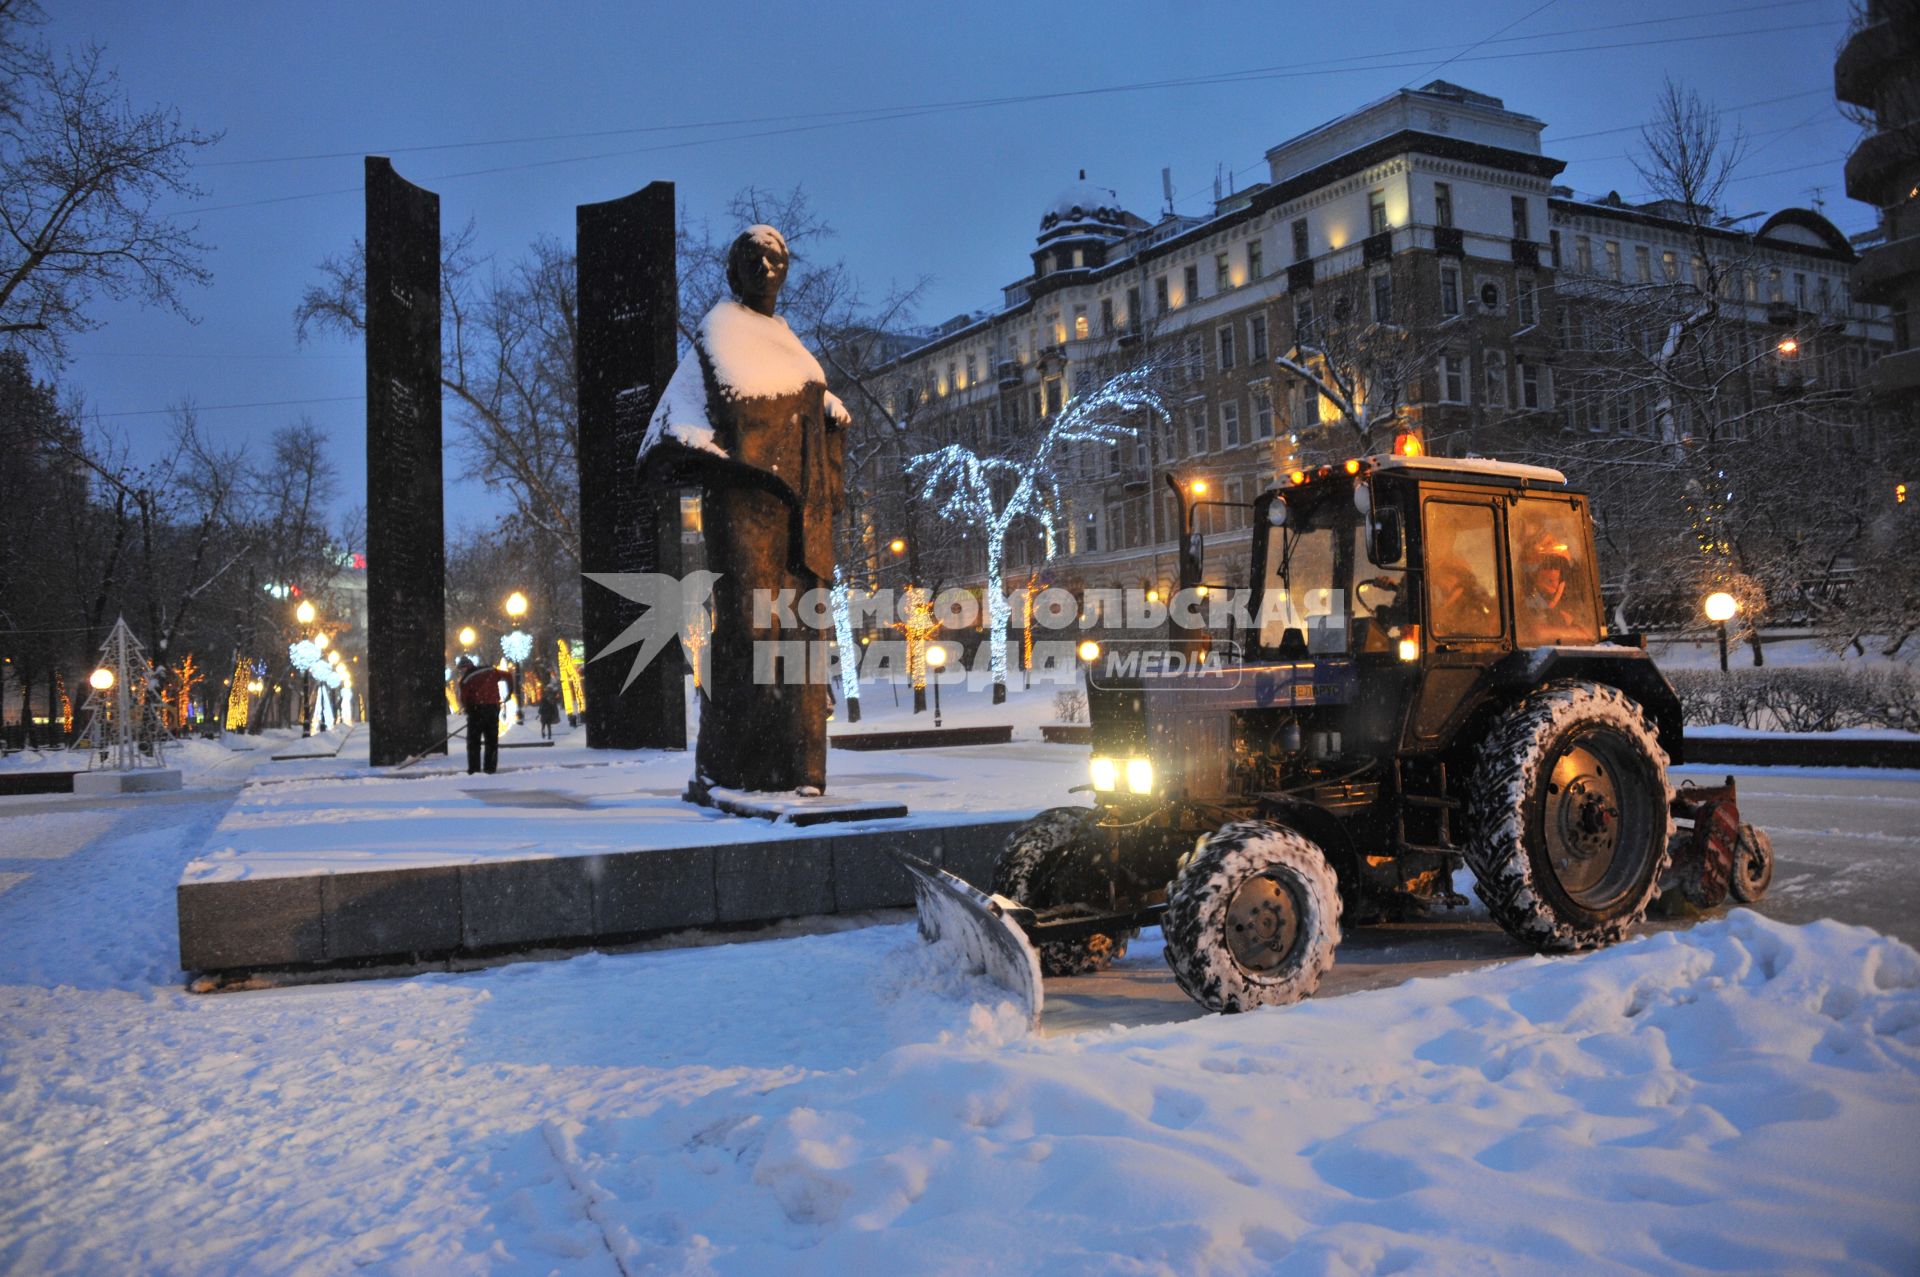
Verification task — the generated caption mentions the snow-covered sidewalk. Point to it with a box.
[2,783,1918,1274]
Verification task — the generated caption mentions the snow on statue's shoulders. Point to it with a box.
[640,352,726,459]
[701,299,825,402]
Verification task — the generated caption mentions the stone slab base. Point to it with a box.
[832,725,1013,751]
[177,815,1029,978]
[74,768,183,796]
[0,771,80,796]
[696,785,911,826]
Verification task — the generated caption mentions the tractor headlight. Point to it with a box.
[1090,756,1120,792]
[1125,757,1154,795]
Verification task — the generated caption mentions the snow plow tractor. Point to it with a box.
[896,454,1773,1025]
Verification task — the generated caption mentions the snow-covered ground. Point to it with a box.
[3,747,1920,1272]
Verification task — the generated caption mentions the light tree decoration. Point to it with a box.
[892,585,939,700]
[555,639,586,720]
[74,617,172,771]
[829,568,861,722]
[500,630,534,664]
[223,653,254,732]
[682,609,710,690]
[168,654,201,732]
[908,366,1169,702]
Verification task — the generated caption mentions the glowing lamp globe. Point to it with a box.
[505,591,529,619]
[889,538,907,555]
[1189,478,1209,497]
[1704,592,1738,623]
[458,626,477,647]
[89,667,115,691]
[1077,640,1101,663]
[326,649,342,666]
[295,600,317,625]
[925,644,949,669]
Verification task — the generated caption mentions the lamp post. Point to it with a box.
[1704,591,1738,674]
[504,591,529,723]
[295,600,320,736]
[925,642,948,728]
[458,626,477,650]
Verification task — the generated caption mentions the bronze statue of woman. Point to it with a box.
[638,225,848,797]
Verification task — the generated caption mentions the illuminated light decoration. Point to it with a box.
[169,654,201,732]
[1394,431,1424,457]
[500,630,534,664]
[909,366,1170,699]
[1344,459,1362,475]
[223,653,254,731]
[288,638,325,674]
[1897,483,1907,505]
[1776,337,1798,356]
[445,672,463,716]
[1023,571,1040,674]
[894,586,940,692]
[556,639,586,718]
[1289,469,1307,485]
[682,609,710,689]
[829,570,860,715]
[73,617,172,771]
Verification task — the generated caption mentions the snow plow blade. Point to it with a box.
[892,850,1043,1030]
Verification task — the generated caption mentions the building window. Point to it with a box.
[1550,229,1562,267]
[1292,217,1309,262]
[1635,244,1651,283]
[1185,334,1204,382]
[1100,298,1114,335]
[1435,182,1454,229]
[1517,276,1535,327]
[1073,306,1089,340]
[1072,248,1085,269]
[1662,249,1678,282]
[1485,353,1508,408]
[1368,190,1388,236]
[1249,313,1268,362]
[1575,236,1592,274]
[1215,252,1231,293]
[1155,275,1169,314]
[1190,405,1209,455]
[1768,269,1783,303]
[1218,324,1236,370]
[1511,196,1530,241]
[1294,291,1314,344]
[1440,355,1467,403]
[1247,238,1264,281]
[1605,241,1621,281]
[1521,361,1542,409]
[1438,263,1462,317]
[1795,272,1808,307]
[1126,286,1141,330]
[964,354,976,387]
[1221,400,1242,448]
[1184,263,1199,304]
[1254,392,1274,439]
[1084,510,1099,554]
[1371,271,1393,324]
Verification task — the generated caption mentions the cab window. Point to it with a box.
[1424,501,1502,640]
[1509,496,1600,646]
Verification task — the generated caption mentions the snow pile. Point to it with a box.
[553,913,1920,1274]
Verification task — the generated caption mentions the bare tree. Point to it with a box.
[0,4,219,362]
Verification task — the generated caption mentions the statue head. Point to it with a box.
[726,224,790,316]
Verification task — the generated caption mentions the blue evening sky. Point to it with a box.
[44,0,1865,533]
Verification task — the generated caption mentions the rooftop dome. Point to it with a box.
[1038,171,1130,243]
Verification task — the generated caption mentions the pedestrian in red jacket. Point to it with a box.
[456,656,511,775]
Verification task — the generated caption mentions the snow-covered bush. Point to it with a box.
[1667,666,1919,732]
[1053,689,1086,724]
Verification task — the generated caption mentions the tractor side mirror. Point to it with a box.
[1179,531,1205,591]
[1371,508,1404,565]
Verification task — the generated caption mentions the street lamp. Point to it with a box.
[296,602,323,736]
[1704,591,1738,673]
[889,537,907,555]
[458,626,477,649]
[504,591,530,723]
[295,599,316,626]
[925,642,948,728]
[89,667,115,691]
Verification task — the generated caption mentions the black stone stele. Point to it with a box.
[577,182,684,750]
[364,158,448,768]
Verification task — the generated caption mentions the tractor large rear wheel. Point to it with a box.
[1466,682,1673,952]
[993,807,1136,976]
[1162,821,1342,1013]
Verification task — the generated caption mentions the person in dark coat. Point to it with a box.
[537,674,560,740]
[456,655,511,775]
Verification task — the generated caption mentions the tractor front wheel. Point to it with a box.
[993,807,1136,976]
[1466,682,1673,952]
[1730,823,1775,903]
[1162,822,1342,1013]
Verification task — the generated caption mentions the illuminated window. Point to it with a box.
[1662,249,1678,282]
[1435,182,1453,229]
[1073,306,1089,340]
[1072,248,1085,269]
[680,494,703,534]
[1368,190,1388,236]
[1292,218,1309,262]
